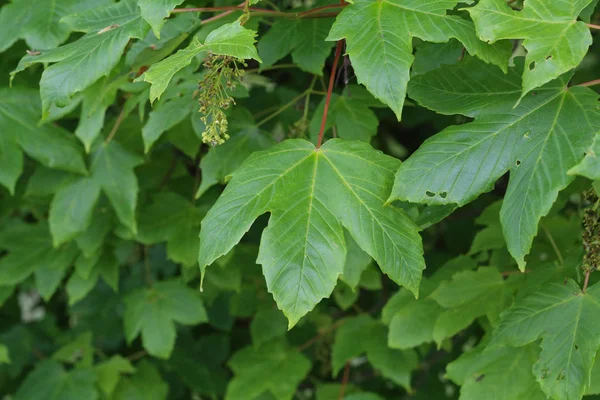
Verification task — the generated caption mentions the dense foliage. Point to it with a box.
[1,0,600,399]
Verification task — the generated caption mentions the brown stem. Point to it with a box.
[578,78,600,88]
[172,5,343,19]
[316,40,344,149]
[501,270,529,277]
[104,106,126,144]
[583,269,592,293]
[587,23,600,31]
[338,362,351,400]
[126,350,148,361]
[298,3,347,16]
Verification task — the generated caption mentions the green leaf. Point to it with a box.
[0,0,112,52]
[569,134,600,180]
[447,344,546,400]
[468,0,594,98]
[138,21,261,102]
[141,82,197,152]
[388,295,442,349]
[226,340,311,400]
[49,140,141,244]
[112,360,168,400]
[49,178,101,247]
[258,18,335,75]
[52,332,94,367]
[76,77,125,152]
[95,355,135,397]
[89,141,143,234]
[250,308,288,347]
[310,92,380,143]
[430,267,505,345]
[491,280,600,400]
[10,0,150,117]
[327,0,511,119]
[138,192,204,267]
[391,61,600,269]
[0,344,10,364]
[331,316,417,391]
[124,280,208,359]
[138,0,185,39]
[14,360,99,400]
[0,222,78,294]
[0,88,86,193]
[339,232,372,290]
[198,139,424,327]
[196,115,276,198]
[67,250,119,305]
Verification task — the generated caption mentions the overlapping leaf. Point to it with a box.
[198,139,424,327]
[123,280,208,359]
[196,111,276,198]
[327,0,512,119]
[0,222,78,300]
[138,20,262,102]
[14,360,98,400]
[0,0,112,52]
[138,0,185,38]
[332,316,417,391]
[49,141,142,245]
[137,192,205,267]
[0,88,86,194]
[447,343,546,400]
[226,340,311,400]
[570,134,600,179]
[10,0,150,117]
[258,18,335,75]
[491,280,600,400]
[468,0,594,97]
[391,59,600,268]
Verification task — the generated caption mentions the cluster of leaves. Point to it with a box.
[1,0,600,399]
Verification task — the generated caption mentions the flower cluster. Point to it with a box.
[583,189,600,272]
[197,53,246,146]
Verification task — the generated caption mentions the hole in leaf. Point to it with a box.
[516,160,521,166]
[439,192,447,199]
[556,371,565,381]
[425,191,436,197]
[546,55,552,60]
[575,344,579,350]
[475,374,485,382]
[529,61,536,70]
[531,91,537,96]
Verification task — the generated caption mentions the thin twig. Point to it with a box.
[578,78,600,87]
[297,319,345,351]
[126,350,148,361]
[338,362,351,400]
[583,269,592,293]
[142,245,153,287]
[316,40,344,148]
[104,107,126,144]
[298,3,347,16]
[501,270,529,277]
[256,90,309,127]
[542,224,564,266]
[245,63,298,73]
[172,5,343,19]
[587,23,600,31]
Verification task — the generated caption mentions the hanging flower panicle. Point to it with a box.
[197,53,246,146]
